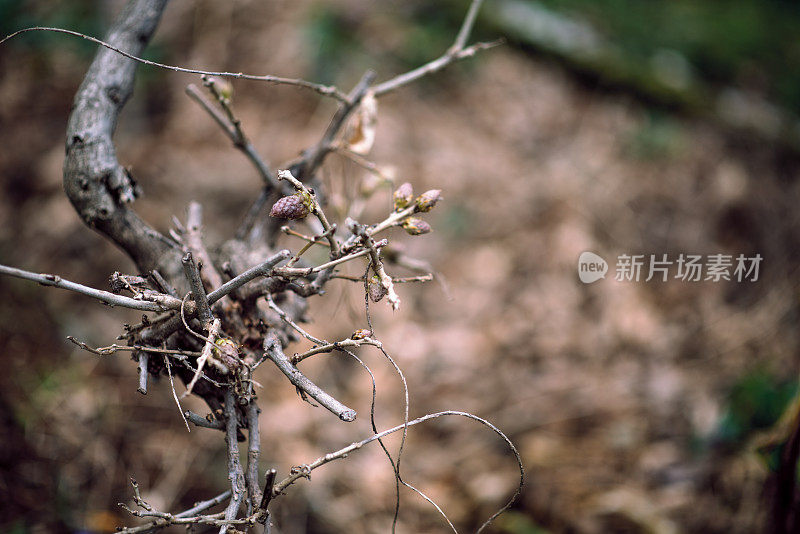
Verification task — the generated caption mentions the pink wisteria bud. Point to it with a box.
[415,189,442,212]
[393,182,414,210]
[269,195,309,220]
[402,217,432,235]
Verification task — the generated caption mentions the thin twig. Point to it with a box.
[372,0,499,97]
[271,242,386,279]
[0,264,182,312]
[183,317,221,397]
[164,355,191,432]
[353,224,400,310]
[333,273,433,284]
[185,410,225,430]
[334,145,395,182]
[362,270,409,533]
[66,336,202,358]
[291,337,382,365]
[236,186,274,242]
[262,333,356,422]
[266,296,324,345]
[180,293,215,346]
[280,226,331,247]
[271,410,525,533]
[149,270,179,298]
[206,250,291,304]
[176,490,233,518]
[0,27,349,101]
[186,83,280,191]
[295,70,376,182]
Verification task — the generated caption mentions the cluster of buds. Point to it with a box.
[392,182,441,235]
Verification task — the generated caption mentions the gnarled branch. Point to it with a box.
[63,0,182,279]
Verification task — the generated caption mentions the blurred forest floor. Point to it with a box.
[1,1,800,533]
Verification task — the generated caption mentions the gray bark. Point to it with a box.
[63,0,182,280]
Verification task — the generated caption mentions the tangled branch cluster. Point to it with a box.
[0,0,522,532]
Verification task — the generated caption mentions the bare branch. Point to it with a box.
[291,337,382,365]
[137,353,149,395]
[453,0,485,50]
[0,264,182,312]
[280,226,331,248]
[262,334,357,422]
[352,223,400,310]
[185,411,225,431]
[176,491,232,519]
[246,401,262,514]
[61,0,184,279]
[1,27,349,102]
[206,250,291,304]
[259,469,277,512]
[182,251,213,326]
[294,70,376,182]
[185,83,280,192]
[266,296,325,345]
[271,410,525,533]
[271,242,386,279]
[221,387,246,534]
[66,336,201,358]
[372,0,502,97]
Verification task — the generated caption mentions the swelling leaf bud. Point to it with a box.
[415,189,442,212]
[393,182,414,210]
[269,195,309,220]
[402,217,432,235]
[351,329,373,340]
[207,76,233,103]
